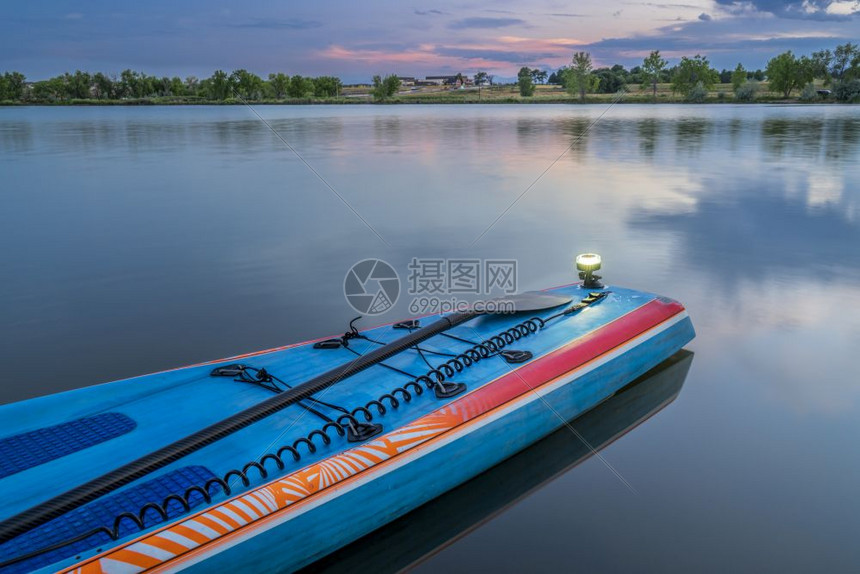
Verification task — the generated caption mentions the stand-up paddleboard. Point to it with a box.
[0,260,694,573]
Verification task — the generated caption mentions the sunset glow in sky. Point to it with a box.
[1,0,858,81]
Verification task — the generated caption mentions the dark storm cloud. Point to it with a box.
[698,12,713,20]
[448,17,526,29]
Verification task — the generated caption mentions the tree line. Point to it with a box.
[0,69,343,102]
[510,42,860,102]
[2,43,859,104]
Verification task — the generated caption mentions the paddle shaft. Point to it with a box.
[0,311,477,544]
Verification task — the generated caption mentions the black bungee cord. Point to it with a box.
[0,293,609,568]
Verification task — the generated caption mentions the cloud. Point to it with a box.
[699,12,713,20]
[414,9,445,16]
[434,47,560,63]
[316,35,581,74]
[582,11,855,69]
[589,31,843,54]
[714,0,859,20]
[448,17,526,29]
[624,2,703,9]
[548,12,588,17]
[228,18,322,30]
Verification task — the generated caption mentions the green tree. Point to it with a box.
[287,75,313,98]
[268,73,290,99]
[139,74,157,97]
[92,72,114,99]
[517,67,535,97]
[810,49,833,83]
[206,69,232,100]
[371,74,400,101]
[170,76,185,97]
[735,80,759,102]
[474,71,489,86]
[687,81,708,103]
[64,70,92,99]
[313,76,342,97]
[671,55,718,97]
[831,42,858,80]
[184,76,200,96]
[833,78,860,102]
[154,76,172,96]
[564,52,595,100]
[731,63,746,93]
[119,69,140,98]
[230,69,263,99]
[530,69,548,85]
[594,67,625,93]
[765,51,813,98]
[30,78,65,101]
[641,50,667,98]
[0,71,26,101]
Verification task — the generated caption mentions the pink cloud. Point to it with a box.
[319,35,587,75]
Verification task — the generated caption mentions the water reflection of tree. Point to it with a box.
[674,118,710,156]
[0,121,33,154]
[762,117,860,164]
[373,116,402,148]
[559,117,591,160]
[727,118,744,153]
[638,118,659,157]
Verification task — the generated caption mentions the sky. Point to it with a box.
[1,0,858,82]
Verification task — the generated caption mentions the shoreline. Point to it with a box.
[0,98,852,107]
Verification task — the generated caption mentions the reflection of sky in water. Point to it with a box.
[1,104,859,570]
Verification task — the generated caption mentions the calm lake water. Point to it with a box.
[2,104,859,572]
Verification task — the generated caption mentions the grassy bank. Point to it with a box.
[389,82,840,104]
[1,82,849,106]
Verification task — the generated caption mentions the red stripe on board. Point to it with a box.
[441,298,685,416]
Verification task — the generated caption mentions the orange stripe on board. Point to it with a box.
[195,515,230,535]
[146,535,189,555]
[226,501,254,522]
[246,492,271,513]
[209,509,242,529]
[172,524,209,545]
[109,548,163,568]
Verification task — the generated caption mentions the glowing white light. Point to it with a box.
[575,253,602,272]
